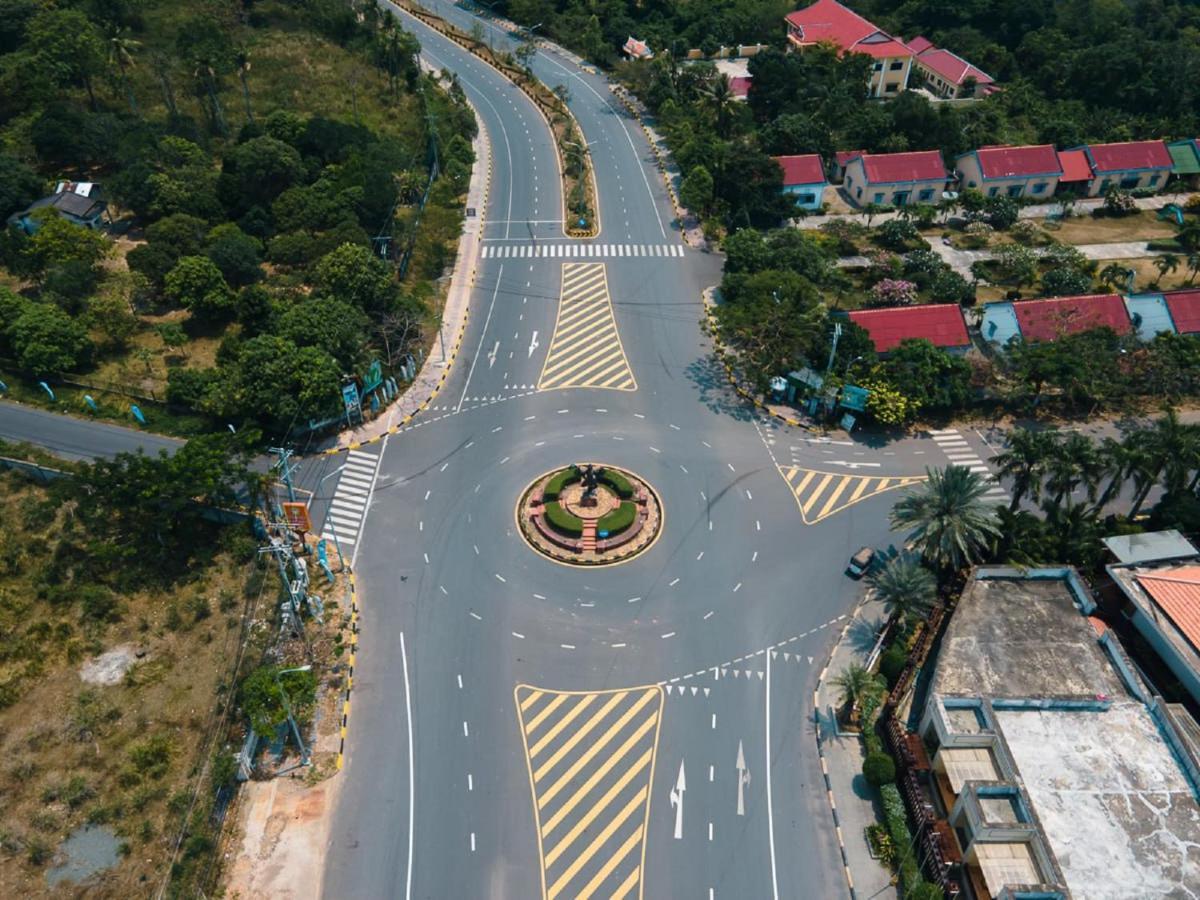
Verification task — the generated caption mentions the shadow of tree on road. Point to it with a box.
[685,355,756,422]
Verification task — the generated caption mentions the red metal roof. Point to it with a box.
[914,47,993,87]
[730,76,752,98]
[906,35,934,54]
[860,150,946,184]
[847,304,969,353]
[835,149,864,167]
[973,145,1062,179]
[1057,149,1093,182]
[1165,289,1200,334]
[1086,140,1172,173]
[785,0,912,59]
[1012,294,1131,342]
[1137,566,1200,653]
[773,154,826,186]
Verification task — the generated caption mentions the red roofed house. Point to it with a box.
[1055,149,1094,193]
[842,149,948,207]
[784,0,914,98]
[954,145,1063,200]
[622,36,652,60]
[1011,294,1132,343]
[1074,140,1173,197]
[847,304,970,354]
[1164,290,1200,335]
[907,36,995,99]
[773,154,827,210]
[1109,561,1200,706]
[832,149,864,183]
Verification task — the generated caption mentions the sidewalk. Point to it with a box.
[328,62,491,452]
[814,594,899,900]
[792,190,1194,230]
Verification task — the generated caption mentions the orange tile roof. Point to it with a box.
[1137,566,1200,652]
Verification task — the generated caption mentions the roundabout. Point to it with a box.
[517,463,663,566]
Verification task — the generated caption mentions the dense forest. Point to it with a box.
[0,0,476,437]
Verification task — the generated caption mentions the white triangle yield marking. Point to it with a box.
[770,650,778,659]
[783,653,790,662]
[665,685,673,695]
[757,671,764,681]
[691,687,698,696]
[720,668,727,678]
[703,688,710,697]
[732,670,740,679]
[808,657,814,665]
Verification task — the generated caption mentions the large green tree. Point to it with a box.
[891,466,1001,572]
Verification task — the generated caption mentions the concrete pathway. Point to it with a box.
[927,238,1168,278]
[793,191,1194,231]
[814,593,899,900]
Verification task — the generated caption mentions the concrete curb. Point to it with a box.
[812,600,869,899]
[336,569,359,771]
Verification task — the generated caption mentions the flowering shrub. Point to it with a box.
[870,278,917,307]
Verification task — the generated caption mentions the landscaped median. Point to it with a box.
[517,464,661,566]
[395,0,599,237]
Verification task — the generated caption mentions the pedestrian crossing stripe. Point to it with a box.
[482,242,684,259]
[538,262,637,392]
[515,684,664,900]
[779,466,927,525]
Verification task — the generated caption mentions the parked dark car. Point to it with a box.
[846,546,875,578]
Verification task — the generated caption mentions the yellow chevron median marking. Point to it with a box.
[515,684,663,900]
[780,466,926,525]
[538,262,636,392]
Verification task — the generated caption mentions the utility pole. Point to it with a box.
[260,528,325,634]
[275,664,313,767]
[824,321,842,378]
[270,446,299,503]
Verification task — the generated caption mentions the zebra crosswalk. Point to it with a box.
[538,262,637,392]
[780,466,926,525]
[515,684,663,900]
[927,428,1011,505]
[320,448,380,549]
[481,242,685,259]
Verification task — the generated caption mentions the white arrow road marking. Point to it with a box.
[828,460,882,468]
[528,329,539,357]
[669,760,686,839]
[487,341,499,369]
[736,740,751,816]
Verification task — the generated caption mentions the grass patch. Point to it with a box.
[597,501,636,536]
[599,469,634,499]
[542,468,579,501]
[543,500,584,538]
[1041,209,1178,244]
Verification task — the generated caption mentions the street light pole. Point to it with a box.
[317,464,347,572]
[275,665,313,767]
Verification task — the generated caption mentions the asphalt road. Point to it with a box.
[320,5,904,899]
[0,400,181,462]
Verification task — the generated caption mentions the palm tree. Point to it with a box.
[235,49,254,124]
[107,26,142,114]
[702,73,736,138]
[1095,435,1134,510]
[1042,499,1104,569]
[1153,253,1180,286]
[1098,262,1131,292]
[1187,250,1200,286]
[992,428,1055,511]
[890,466,1002,573]
[829,663,877,718]
[1133,408,1200,506]
[869,553,937,623]
[1045,432,1102,504]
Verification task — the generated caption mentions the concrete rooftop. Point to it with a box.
[932,575,1126,701]
[998,705,1200,899]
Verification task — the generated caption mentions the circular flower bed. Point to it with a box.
[516,464,662,566]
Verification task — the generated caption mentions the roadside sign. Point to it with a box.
[840,384,870,412]
[282,502,312,534]
[341,381,361,419]
[362,359,383,394]
[841,413,857,433]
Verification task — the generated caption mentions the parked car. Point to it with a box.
[846,546,875,578]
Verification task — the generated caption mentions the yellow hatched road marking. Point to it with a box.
[529,694,597,758]
[575,823,645,900]
[533,691,629,782]
[547,791,646,899]
[538,262,636,392]
[524,693,570,735]
[779,466,927,525]
[515,684,664,900]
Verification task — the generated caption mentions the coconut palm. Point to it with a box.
[235,49,254,124]
[107,26,142,113]
[1130,408,1200,512]
[992,428,1056,511]
[1045,432,1103,504]
[702,73,737,137]
[890,466,1001,572]
[829,663,877,715]
[869,553,937,623]
[1153,253,1180,286]
[1095,435,1135,510]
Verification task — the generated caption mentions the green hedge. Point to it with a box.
[544,500,584,538]
[881,783,921,893]
[597,501,637,536]
[543,468,579,501]
[600,468,635,499]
